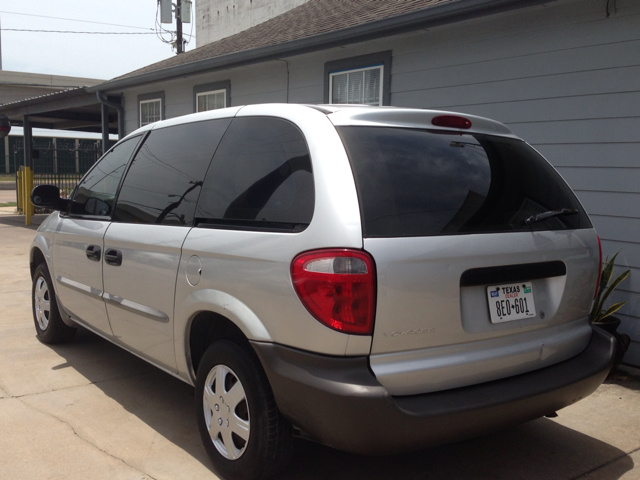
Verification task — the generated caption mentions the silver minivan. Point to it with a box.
[30,104,615,480]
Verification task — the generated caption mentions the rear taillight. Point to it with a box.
[291,249,376,335]
[594,236,603,299]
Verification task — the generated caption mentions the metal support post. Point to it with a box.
[4,136,8,174]
[23,115,34,225]
[75,139,80,173]
[53,137,58,174]
[101,103,110,154]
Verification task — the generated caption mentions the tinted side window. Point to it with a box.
[196,117,314,231]
[338,127,591,237]
[70,136,141,216]
[113,119,231,225]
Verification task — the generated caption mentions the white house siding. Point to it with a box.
[121,0,640,364]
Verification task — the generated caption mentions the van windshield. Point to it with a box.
[337,126,591,238]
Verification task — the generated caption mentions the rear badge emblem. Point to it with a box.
[384,328,435,337]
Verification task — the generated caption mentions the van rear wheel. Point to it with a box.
[195,340,293,480]
[32,263,76,344]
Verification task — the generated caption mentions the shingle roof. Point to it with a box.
[0,86,88,109]
[115,0,451,80]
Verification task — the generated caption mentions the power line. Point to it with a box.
[153,0,194,52]
[2,29,157,35]
[0,10,154,31]
[186,2,194,47]
[1,27,192,38]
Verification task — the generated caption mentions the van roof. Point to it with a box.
[126,104,518,142]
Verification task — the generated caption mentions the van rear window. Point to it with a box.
[337,127,591,238]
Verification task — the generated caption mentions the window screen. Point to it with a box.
[69,135,141,216]
[197,90,226,112]
[113,118,231,226]
[140,99,162,126]
[330,66,382,106]
[338,126,591,237]
[196,117,314,231]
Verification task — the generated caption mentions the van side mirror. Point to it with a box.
[31,185,70,211]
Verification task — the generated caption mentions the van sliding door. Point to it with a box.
[103,118,230,371]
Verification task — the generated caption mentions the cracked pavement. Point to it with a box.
[0,215,212,480]
[1,213,639,480]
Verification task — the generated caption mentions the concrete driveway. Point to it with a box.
[1,214,639,480]
[0,188,16,204]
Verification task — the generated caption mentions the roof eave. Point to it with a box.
[91,0,554,93]
[0,87,95,117]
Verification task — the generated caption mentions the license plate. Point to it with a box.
[487,282,536,323]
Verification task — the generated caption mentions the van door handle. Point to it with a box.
[86,245,101,262]
[104,249,122,266]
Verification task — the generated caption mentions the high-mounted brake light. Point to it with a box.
[291,249,376,335]
[431,115,472,129]
[594,236,602,299]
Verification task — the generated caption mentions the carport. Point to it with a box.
[0,87,124,224]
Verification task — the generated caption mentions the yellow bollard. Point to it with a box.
[24,167,34,226]
[16,168,23,214]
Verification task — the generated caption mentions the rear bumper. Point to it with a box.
[251,326,615,455]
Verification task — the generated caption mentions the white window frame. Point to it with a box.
[195,89,227,112]
[329,65,383,106]
[139,98,162,127]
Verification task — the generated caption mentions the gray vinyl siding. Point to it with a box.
[117,0,640,363]
[387,0,640,364]
[122,62,291,133]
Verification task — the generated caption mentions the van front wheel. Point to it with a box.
[195,340,292,480]
[32,263,76,344]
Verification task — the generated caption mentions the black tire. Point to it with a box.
[195,340,293,480]
[32,263,76,344]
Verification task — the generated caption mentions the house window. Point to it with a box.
[329,65,383,106]
[139,98,162,127]
[196,89,227,112]
[324,51,391,106]
[193,80,231,113]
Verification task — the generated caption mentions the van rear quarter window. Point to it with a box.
[196,117,314,231]
[337,127,591,238]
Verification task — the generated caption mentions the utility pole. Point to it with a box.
[176,0,183,54]
[159,0,189,54]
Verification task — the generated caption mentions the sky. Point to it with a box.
[0,0,196,80]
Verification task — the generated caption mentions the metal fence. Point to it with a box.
[12,138,103,197]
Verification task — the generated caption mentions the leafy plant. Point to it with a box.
[590,251,630,323]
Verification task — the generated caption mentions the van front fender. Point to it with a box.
[30,234,53,277]
[29,212,59,277]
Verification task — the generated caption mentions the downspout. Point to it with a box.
[96,91,125,153]
[276,59,290,103]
